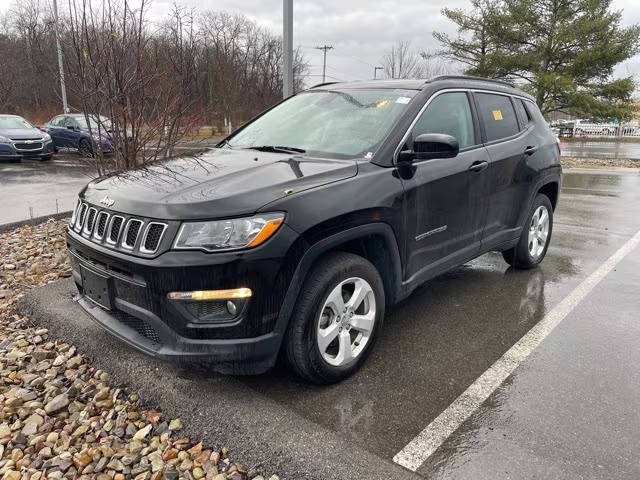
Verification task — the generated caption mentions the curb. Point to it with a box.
[0,211,72,234]
[18,279,418,480]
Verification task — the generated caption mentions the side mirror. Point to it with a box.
[399,133,459,162]
[66,125,76,130]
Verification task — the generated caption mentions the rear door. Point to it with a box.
[473,92,533,248]
[401,91,490,281]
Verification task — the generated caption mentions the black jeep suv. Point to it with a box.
[67,76,561,383]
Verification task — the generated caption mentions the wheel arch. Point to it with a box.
[537,180,560,211]
[272,223,403,344]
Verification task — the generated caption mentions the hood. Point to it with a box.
[81,147,358,220]
[0,128,45,140]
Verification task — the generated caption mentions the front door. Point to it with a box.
[401,91,490,281]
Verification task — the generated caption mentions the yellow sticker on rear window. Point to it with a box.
[492,109,503,121]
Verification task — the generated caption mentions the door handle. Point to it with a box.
[524,145,538,155]
[468,160,488,173]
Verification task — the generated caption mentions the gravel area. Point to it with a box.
[0,219,274,480]
[561,156,640,169]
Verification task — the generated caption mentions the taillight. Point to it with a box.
[556,136,561,155]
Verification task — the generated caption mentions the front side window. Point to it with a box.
[227,89,417,158]
[410,92,476,149]
[475,93,519,142]
[64,117,79,128]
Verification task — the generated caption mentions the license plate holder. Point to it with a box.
[81,266,112,310]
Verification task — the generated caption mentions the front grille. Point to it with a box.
[14,142,43,151]
[75,204,88,231]
[94,212,109,239]
[109,216,124,244]
[70,201,168,256]
[123,219,143,249]
[83,208,97,235]
[110,310,160,344]
[140,223,166,253]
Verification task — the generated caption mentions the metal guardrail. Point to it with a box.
[553,122,640,138]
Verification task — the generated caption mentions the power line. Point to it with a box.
[314,44,334,83]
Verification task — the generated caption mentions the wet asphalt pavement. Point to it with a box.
[0,153,96,224]
[241,168,640,477]
[7,153,640,478]
[560,140,640,159]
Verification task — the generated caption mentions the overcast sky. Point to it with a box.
[147,0,640,87]
[3,0,639,88]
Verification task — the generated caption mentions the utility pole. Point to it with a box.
[283,0,293,99]
[374,66,384,80]
[52,0,69,113]
[315,45,334,83]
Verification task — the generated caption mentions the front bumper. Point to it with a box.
[0,140,54,158]
[67,224,303,373]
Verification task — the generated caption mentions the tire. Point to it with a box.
[502,193,553,269]
[78,138,93,157]
[285,252,385,384]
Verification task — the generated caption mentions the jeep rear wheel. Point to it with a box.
[285,252,385,384]
[502,193,553,269]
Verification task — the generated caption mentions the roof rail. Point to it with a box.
[427,75,516,88]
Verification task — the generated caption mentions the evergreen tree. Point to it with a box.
[435,0,640,119]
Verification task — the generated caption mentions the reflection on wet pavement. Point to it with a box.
[242,169,640,464]
[0,154,97,224]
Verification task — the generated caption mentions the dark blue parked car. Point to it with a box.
[45,113,113,156]
[0,114,55,161]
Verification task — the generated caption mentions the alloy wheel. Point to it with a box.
[316,276,376,367]
[528,205,549,259]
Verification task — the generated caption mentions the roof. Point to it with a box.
[310,75,532,100]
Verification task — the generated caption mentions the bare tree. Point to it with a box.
[382,40,425,79]
[0,0,309,173]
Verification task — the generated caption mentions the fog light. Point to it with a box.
[167,288,252,301]
[226,300,237,316]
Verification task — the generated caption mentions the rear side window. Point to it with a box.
[411,92,476,149]
[475,93,519,142]
[523,100,547,126]
[514,99,531,130]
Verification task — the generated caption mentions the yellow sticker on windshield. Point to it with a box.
[492,109,503,121]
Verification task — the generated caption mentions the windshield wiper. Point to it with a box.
[245,145,306,154]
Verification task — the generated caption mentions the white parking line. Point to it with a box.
[393,229,640,472]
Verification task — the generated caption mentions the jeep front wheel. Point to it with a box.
[285,252,385,384]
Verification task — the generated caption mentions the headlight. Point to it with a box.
[42,133,52,142]
[0,135,9,143]
[173,213,285,252]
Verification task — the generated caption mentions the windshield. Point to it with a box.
[77,115,112,130]
[0,116,34,130]
[227,89,417,158]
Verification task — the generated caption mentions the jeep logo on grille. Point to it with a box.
[100,196,115,207]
